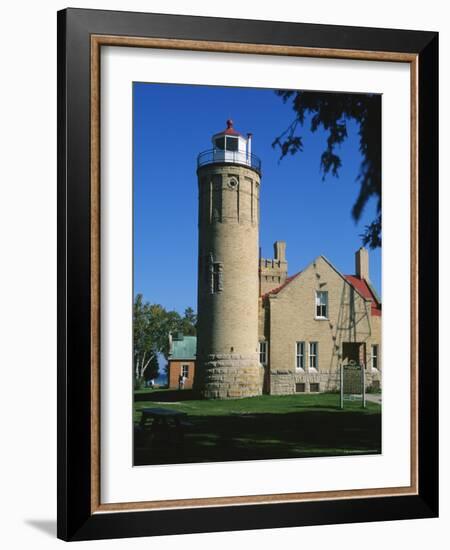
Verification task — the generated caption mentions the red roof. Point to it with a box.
[215,119,242,137]
[261,270,381,317]
[261,272,301,299]
[344,275,382,316]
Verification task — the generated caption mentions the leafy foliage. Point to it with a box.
[180,307,197,336]
[273,90,382,248]
[133,294,197,386]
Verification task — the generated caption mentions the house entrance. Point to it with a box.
[342,342,366,366]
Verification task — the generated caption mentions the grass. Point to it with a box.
[133,389,381,466]
[134,390,379,418]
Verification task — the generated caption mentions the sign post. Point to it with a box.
[340,362,366,409]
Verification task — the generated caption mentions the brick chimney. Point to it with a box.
[355,247,369,281]
[259,241,288,296]
[274,240,286,262]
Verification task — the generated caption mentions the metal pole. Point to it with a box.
[340,364,343,409]
[362,365,366,408]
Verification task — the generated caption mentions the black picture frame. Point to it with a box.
[57,7,438,541]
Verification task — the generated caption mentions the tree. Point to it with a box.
[143,353,159,384]
[133,294,155,387]
[180,307,197,336]
[272,90,382,248]
[133,294,197,387]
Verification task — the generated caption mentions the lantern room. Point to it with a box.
[197,119,261,174]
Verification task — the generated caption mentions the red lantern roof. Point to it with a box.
[214,119,242,137]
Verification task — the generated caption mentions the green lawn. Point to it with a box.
[134,389,381,466]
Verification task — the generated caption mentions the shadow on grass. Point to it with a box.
[134,409,381,466]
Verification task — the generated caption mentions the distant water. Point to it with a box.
[155,373,168,386]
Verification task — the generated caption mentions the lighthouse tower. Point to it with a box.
[195,120,263,399]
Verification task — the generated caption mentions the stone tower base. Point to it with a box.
[196,353,264,399]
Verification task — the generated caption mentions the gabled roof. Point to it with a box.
[261,255,381,316]
[169,335,197,360]
[344,275,382,316]
[261,272,301,299]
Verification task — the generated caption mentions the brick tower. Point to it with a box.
[195,120,263,399]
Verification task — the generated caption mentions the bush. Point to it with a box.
[365,385,381,394]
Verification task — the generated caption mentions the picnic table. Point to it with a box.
[137,407,190,451]
[139,407,187,429]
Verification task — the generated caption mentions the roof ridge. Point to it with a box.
[344,274,382,315]
[261,271,302,298]
[261,266,381,316]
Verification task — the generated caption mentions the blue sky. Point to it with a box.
[134,83,381,314]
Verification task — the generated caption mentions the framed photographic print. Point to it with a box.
[57,8,438,541]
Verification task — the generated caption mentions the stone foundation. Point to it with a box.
[196,353,264,399]
[270,368,382,395]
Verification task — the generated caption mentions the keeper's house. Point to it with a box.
[259,245,381,395]
[167,333,197,390]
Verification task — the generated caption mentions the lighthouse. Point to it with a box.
[195,120,263,399]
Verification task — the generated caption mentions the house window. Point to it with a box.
[295,383,306,393]
[259,341,268,365]
[182,364,189,378]
[309,383,320,392]
[315,291,328,318]
[371,345,378,370]
[309,342,319,369]
[295,341,305,369]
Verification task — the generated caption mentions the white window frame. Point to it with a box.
[225,136,239,151]
[181,364,189,378]
[315,290,328,319]
[295,341,305,370]
[259,341,268,366]
[371,344,379,370]
[309,342,319,370]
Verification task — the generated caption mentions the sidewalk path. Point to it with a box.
[366,393,382,404]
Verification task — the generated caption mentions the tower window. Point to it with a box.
[210,262,223,294]
[315,291,328,318]
[213,264,220,293]
[215,137,225,150]
[226,136,238,151]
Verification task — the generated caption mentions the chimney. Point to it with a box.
[168,332,173,356]
[246,132,253,162]
[274,241,286,263]
[355,247,369,281]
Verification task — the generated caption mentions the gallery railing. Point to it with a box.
[197,149,262,174]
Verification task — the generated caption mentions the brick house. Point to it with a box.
[259,245,381,394]
[167,333,196,390]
